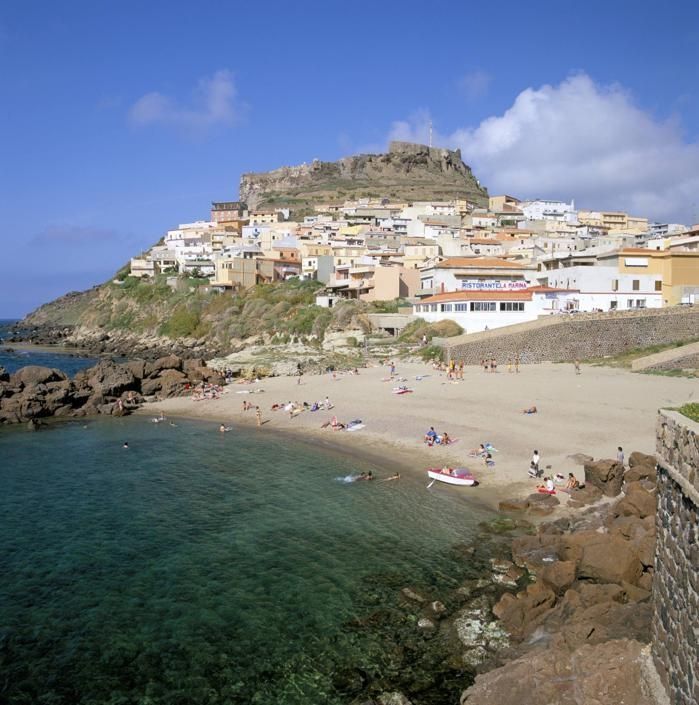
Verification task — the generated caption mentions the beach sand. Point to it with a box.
[146,361,698,509]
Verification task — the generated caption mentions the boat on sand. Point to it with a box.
[427,467,477,487]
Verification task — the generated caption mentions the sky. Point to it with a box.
[1,0,698,317]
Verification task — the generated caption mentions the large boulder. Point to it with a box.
[11,366,67,387]
[613,481,656,519]
[538,560,576,595]
[511,534,562,572]
[461,639,661,705]
[498,498,530,512]
[156,369,188,398]
[492,582,556,638]
[584,459,624,497]
[562,532,643,585]
[566,483,603,509]
[145,355,183,377]
[124,359,146,380]
[625,451,657,483]
[87,361,137,398]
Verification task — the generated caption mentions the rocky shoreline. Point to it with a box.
[2,324,226,361]
[0,355,223,426]
[348,451,665,705]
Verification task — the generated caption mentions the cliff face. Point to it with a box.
[239,141,488,210]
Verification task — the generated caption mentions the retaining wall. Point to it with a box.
[444,307,699,364]
[653,410,699,705]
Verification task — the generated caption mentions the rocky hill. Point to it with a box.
[239,141,488,211]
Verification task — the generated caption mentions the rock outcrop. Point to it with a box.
[239,141,488,211]
[462,456,667,705]
[461,639,666,705]
[0,357,221,425]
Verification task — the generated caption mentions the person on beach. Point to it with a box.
[574,359,581,375]
[515,354,520,373]
[531,450,540,474]
[528,461,540,478]
[458,360,464,380]
[617,446,625,465]
[219,424,227,433]
[522,405,538,414]
[424,427,438,444]
[256,408,262,426]
[507,358,513,373]
[441,431,452,446]
[563,473,580,492]
[484,452,495,468]
[123,441,129,449]
[490,358,497,372]
[538,476,555,493]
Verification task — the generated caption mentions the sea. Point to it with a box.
[0,319,497,704]
[0,319,99,376]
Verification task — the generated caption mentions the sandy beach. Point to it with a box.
[147,361,698,508]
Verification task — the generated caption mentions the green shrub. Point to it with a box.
[160,305,201,338]
[679,403,699,422]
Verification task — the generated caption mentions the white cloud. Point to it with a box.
[129,70,242,134]
[458,69,491,100]
[389,74,699,224]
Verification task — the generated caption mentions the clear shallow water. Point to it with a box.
[0,319,99,376]
[0,416,493,704]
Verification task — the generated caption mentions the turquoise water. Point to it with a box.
[1,416,494,704]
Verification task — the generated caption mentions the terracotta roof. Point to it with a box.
[467,238,503,245]
[434,257,527,269]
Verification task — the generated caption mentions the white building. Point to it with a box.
[520,199,578,224]
[539,265,663,311]
[418,257,534,297]
[413,287,578,333]
[647,223,687,240]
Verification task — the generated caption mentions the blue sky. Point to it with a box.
[2,0,698,317]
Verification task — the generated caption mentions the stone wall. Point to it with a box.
[445,307,699,364]
[644,353,699,373]
[653,410,699,705]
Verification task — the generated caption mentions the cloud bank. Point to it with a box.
[129,70,241,134]
[390,74,699,224]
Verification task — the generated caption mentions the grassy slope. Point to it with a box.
[23,275,375,346]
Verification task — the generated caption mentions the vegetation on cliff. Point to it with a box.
[23,275,384,349]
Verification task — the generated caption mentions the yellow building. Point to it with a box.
[616,248,699,305]
[578,210,648,232]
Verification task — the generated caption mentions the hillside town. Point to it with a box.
[128,184,699,336]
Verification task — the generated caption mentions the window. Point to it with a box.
[632,280,640,291]
[610,301,618,310]
[430,304,438,312]
[499,302,525,311]
[627,299,634,308]
[455,303,468,311]
[470,302,497,311]
[441,304,453,312]
[655,280,662,292]
[636,299,646,308]
[612,279,618,292]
